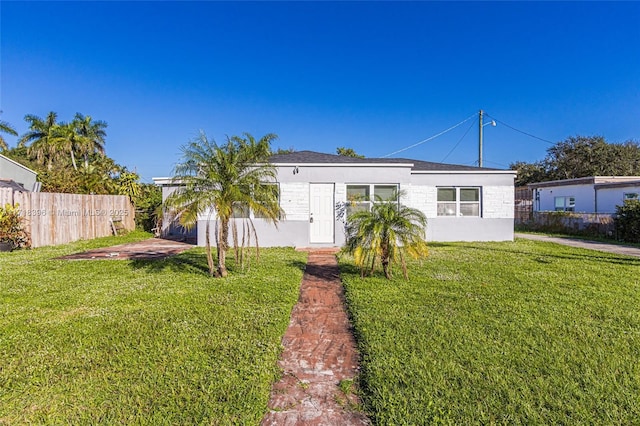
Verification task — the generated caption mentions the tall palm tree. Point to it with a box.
[73,113,107,167]
[0,120,18,151]
[343,191,428,279]
[166,131,282,277]
[19,112,61,170]
[52,121,85,170]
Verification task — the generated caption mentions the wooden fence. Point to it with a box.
[0,189,135,248]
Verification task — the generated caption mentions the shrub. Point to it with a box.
[615,199,640,243]
[0,203,31,249]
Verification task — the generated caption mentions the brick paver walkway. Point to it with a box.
[261,252,369,426]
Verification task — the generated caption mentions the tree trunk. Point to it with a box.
[381,245,391,279]
[382,257,391,279]
[217,219,229,277]
[70,149,78,171]
[205,221,215,276]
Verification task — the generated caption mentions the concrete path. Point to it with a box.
[261,251,369,426]
[515,233,640,258]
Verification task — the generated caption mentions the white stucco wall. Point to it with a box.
[0,155,38,191]
[597,185,640,213]
[156,165,516,246]
[534,184,595,212]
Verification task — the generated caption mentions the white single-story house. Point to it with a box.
[0,153,39,192]
[154,151,516,247]
[529,176,640,214]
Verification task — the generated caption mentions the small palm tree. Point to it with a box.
[165,131,282,277]
[0,120,18,151]
[343,191,428,279]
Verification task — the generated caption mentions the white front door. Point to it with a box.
[309,183,335,243]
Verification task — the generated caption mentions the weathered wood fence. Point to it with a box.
[0,189,135,248]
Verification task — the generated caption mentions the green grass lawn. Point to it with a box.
[0,232,307,424]
[339,238,640,425]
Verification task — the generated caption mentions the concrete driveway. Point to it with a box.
[515,233,640,258]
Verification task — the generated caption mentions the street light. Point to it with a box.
[478,109,496,168]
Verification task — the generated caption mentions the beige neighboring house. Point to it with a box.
[0,153,39,192]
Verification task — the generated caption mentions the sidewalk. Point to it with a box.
[261,251,369,426]
[515,233,640,258]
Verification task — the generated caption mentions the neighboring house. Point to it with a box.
[154,151,516,247]
[0,154,38,192]
[529,176,640,214]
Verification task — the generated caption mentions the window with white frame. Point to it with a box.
[346,184,398,215]
[437,187,481,217]
[624,192,639,201]
[554,196,575,212]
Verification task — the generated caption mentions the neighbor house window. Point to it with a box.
[346,184,398,215]
[437,187,481,217]
[554,196,575,212]
[624,192,639,201]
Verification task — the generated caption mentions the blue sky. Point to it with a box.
[1,1,639,182]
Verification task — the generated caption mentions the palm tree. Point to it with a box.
[19,112,61,170]
[73,113,107,167]
[0,120,18,151]
[166,131,282,277]
[52,121,85,170]
[343,191,428,279]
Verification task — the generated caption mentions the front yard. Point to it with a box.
[2,234,639,424]
[340,238,640,424]
[0,232,307,424]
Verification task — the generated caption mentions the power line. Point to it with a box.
[484,113,556,145]
[441,119,476,163]
[382,112,477,158]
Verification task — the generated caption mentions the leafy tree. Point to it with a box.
[511,135,640,185]
[511,160,548,186]
[0,120,18,151]
[343,191,428,279]
[166,132,282,277]
[336,147,364,158]
[115,169,141,201]
[133,183,163,232]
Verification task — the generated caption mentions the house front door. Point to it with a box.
[309,183,334,243]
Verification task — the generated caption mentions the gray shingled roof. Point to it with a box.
[0,179,28,192]
[268,150,502,171]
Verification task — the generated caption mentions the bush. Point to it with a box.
[615,199,640,243]
[133,183,162,232]
[0,203,31,249]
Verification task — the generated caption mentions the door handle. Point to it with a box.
[310,215,314,223]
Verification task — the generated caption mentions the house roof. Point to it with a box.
[528,176,640,189]
[0,178,29,192]
[269,150,504,172]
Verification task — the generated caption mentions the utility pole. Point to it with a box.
[478,109,484,168]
